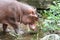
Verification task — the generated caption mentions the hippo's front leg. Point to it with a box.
[6,17,19,33]
[10,22,19,34]
[7,18,24,34]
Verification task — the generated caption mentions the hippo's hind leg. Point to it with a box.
[3,24,8,33]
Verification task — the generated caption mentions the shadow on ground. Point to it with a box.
[0,24,37,40]
[0,31,35,40]
[0,32,16,40]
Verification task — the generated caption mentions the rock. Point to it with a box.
[40,34,60,40]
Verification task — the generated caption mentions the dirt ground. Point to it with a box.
[0,23,34,40]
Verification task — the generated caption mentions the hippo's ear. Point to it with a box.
[32,6,36,10]
[33,7,36,11]
[34,8,36,11]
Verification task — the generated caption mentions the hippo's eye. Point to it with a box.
[29,11,34,16]
[31,11,35,15]
[28,11,35,16]
[31,11,37,16]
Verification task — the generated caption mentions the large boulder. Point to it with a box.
[40,34,60,40]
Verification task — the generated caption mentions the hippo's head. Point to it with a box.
[21,6,38,31]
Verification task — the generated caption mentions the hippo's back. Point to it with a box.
[0,0,17,23]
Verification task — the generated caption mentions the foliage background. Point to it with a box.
[0,0,59,40]
[17,0,60,40]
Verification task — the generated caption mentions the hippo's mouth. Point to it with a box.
[29,23,37,31]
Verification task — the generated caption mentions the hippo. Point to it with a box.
[0,0,38,34]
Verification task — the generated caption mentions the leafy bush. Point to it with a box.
[38,1,60,32]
